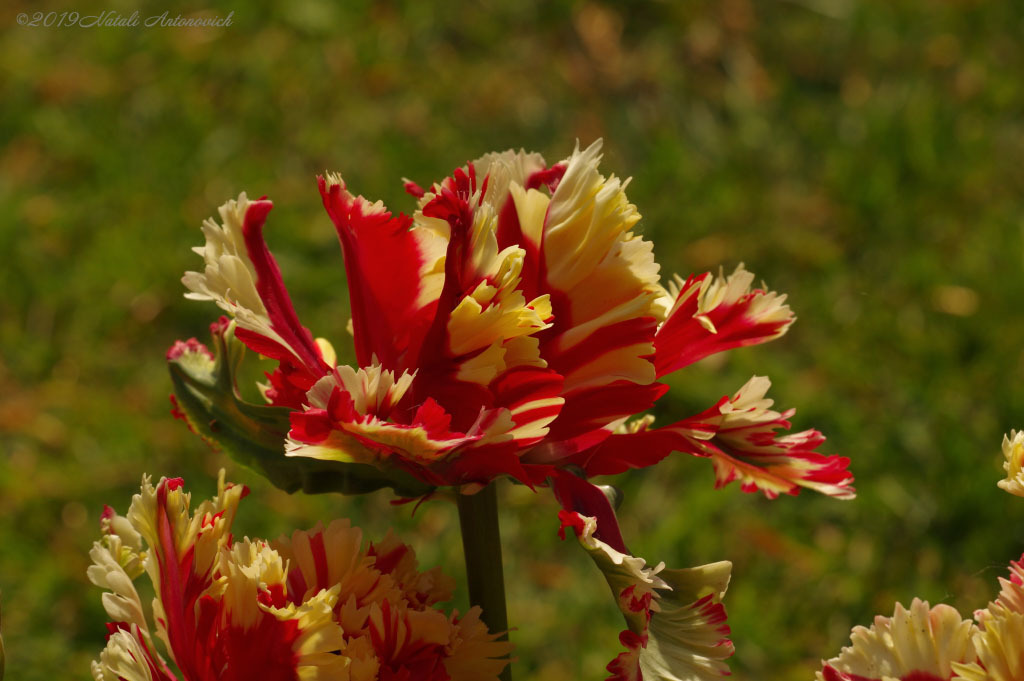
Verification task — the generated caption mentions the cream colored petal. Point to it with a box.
[953,608,1024,681]
[998,430,1024,497]
[91,629,157,681]
[819,599,977,681]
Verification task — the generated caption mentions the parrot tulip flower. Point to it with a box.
[169,140,855,679]
[172,139,851,502]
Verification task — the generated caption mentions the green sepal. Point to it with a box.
[168,322,434,499]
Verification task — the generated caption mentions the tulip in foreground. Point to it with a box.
[89,472,510,681]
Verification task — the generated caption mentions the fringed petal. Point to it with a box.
[286,369,477,468]
[182,193,328,382]
[369,530,456,609]
[654,265,794,377]
[533,141,666,438]
[575,376,854,499]
[94,474,508,681]
[443,607,515,681]
[126,472,248,679]
[174,143,851,498]
[408,163,559,431]
[687,376,854,499]
[818,599,977,681]
[953,609,1024,681]
[271,518,392,624]
[91,625,177,681]
[87,537,150,641]
[998,430,1024,497]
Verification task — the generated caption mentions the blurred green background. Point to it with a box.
[2,0,1023,678]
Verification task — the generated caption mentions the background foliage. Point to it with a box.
[2,1,1023,678]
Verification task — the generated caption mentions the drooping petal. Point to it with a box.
[818,599,977,681]
[558,510,667,630]
[998,430,1024,497]
[686,376,854,499]
[654,265,794,377]
[572,376,854,500]
[635,565,734,681]
[553,470,732,680]
[558,503,734,681]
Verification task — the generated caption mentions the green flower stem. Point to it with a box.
[457,483,512,681]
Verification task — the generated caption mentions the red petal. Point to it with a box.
[654,270,794,377]
[319,176,436,372]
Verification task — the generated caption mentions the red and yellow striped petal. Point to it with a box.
[687,376,854,499]
[319,175,444,373]
[95,474,512,681]
[654,265,794,377]
[286,368,478,469]
[558,505,734,681]
[272,519,394,631]
[572,376,854,500]
[182,194,328,386]
[530,141,667,440]
[409,163,560,431]
[368,530,456,609]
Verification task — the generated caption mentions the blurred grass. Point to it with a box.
[2,0,1024,678]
